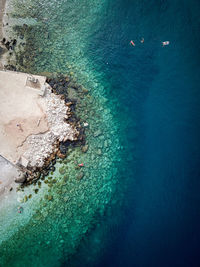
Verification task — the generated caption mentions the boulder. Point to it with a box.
[15,174,27,183]
[81,145,88,153]
[97,149,102,155]
[57,150,66,159]
[59,167,65,175]
[48,195,53,201]
[77,172,84,180]
[94,130,102,137]
[67,87,78,100]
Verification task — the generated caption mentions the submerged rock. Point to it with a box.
[104,140,108,148]
[15,173,27,183]
[81,144,88,153]
[97,149,102,155]
[59,141,70,154]
[57,150,66,159]
[94,130,102,137]
[82,88,89,94]
[38,47,43,53]
[83,122,89,127]
[34,188,39,194]
[77,172,84,180]
[48,195,53,201]
[64,196,69,202]
[67,87,78,101]
[59,167,66,175]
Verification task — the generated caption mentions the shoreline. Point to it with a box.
[0,0,7,69]
[0,0,6,40]
[0,70,81,200]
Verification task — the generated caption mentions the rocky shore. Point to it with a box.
[0,0,6,39]
[0,0,6,69]
[0,69,87,200]
[19,74,87,187]
[0,0,88,195]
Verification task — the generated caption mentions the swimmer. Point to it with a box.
[162,41,170,46]
[78,163,84,167]
[141,37,144,43]
[130,40,135,46]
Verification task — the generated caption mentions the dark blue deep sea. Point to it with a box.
[75,0,200,266]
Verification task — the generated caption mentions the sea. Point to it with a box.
[1,0,200,266]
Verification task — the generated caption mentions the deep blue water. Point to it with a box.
[77,0,200,266]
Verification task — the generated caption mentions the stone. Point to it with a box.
[82,88,89,94]
[12,39,17,46]
[48,195,53,201]
[64,196,69,202]
[83,122,89,127]
[59,167,66,175]
[57,151,66,159]
[81,145,88,153]
[38,47,43,53]
[34,188,39,194]
[98,142,103,148]
[94,130,102,137]
[104,140,108,148]
[65,76,70,82]
[59,141,70,154]
[19,156,29,168]
[15,173,27,183]
[67,87,78,100]
[63,175,68,182]
[97,149,102,155]
[77,172,84,180]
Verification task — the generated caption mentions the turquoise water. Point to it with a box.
[1,0,200,266]
[1,0,125,266]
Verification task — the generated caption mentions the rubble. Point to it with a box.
[21,86,78,168]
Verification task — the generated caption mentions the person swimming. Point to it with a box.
[130,38,169,47]
[130,40,135,46]
[162,41,170,46]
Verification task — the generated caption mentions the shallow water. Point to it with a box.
[1,0,200,266]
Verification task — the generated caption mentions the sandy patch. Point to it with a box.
[0,70,49,165]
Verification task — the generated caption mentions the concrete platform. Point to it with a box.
[0,70,49,166]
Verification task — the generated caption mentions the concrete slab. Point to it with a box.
[0,70,49,165]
